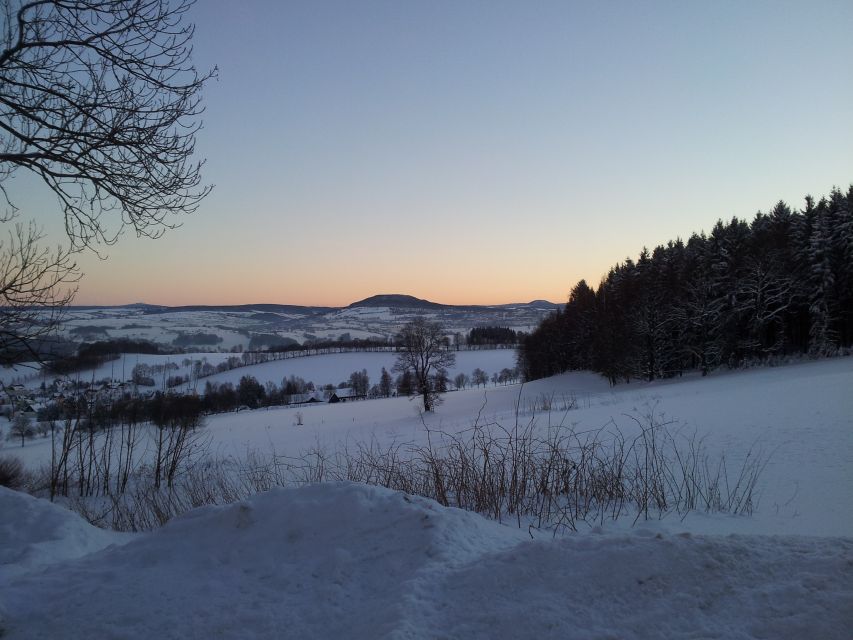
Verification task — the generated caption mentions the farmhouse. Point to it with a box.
[328,387,365,403]
[287,391,326,406]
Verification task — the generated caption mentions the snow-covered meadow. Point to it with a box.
[1,357,852,638]
[198,348,518,389]
[2,348,518,391]
[160,356,853,537]
[45,300,556,356]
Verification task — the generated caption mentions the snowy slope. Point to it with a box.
[192,357,853,537]
[8,357,853,536]
[0,483,850,639]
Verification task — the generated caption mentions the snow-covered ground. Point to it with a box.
[3,348,517,391]
[1,483,850,639]
[199,348,518,389]
[0,352,235,388]
[60,308,257,351]
[1,358,852,638]
[44,301,556,354]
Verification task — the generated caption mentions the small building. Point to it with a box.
[287,391,325,406]
[328,388,366,403]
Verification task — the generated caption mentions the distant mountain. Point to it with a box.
[69,296,558,314]
[59,296,559,352]
[138,303,334,315]
[347,294,448,310]
[347,294,560,312]
[521,300,560,309]
[67,302,165,310]
[460,300,560,311]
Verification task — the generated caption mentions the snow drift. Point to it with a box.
[1,483,851,639]
[0,487,125,581]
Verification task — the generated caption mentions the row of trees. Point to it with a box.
[37,389,204,432]
[26,359,515,432]
[519,188,853,384]
[452,367,520,390]
[198,363,514,414]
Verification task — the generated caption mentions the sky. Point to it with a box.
[8,0,853,307]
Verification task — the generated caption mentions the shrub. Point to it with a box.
[0,456,26,489]
[65,406,768,533]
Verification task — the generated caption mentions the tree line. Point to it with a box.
[518,187,853,384]
[466,327,523,346]
[29,364,519,431]
[45,339,170,375]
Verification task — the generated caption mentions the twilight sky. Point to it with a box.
[17,0,853,306]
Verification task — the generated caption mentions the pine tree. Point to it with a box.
[808,197,837,355]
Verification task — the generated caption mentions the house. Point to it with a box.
[328,387,366,403]
[15,401,37,420]
[287,391,325,406]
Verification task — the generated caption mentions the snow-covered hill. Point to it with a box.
[48,295,558,352]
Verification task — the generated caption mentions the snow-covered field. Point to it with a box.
[61,308,256,351]
[199,348,518,389]
[1,358,852,638]
[46,300,556,354]
[0,352,235,388]
[2,349,517,391]
[194,357,853,536]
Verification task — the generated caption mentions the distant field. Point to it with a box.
[199,349,518,389]
[48,301,556,353]
[2,349,518,392]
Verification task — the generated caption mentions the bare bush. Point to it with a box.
[0,455,25,488]
[522,391,578,415]
[67,406,769,534]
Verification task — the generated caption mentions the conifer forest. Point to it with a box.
[518,187,853,384]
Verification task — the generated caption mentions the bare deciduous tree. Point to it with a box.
[0,0,213,364]
[394,317,455,412]
[453,372,468,390]
[0,221,78,365]
[9,411,33,446]
[348,368,369,398]
[472,368,488,388]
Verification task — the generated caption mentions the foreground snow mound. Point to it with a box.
[1,483,851,639]
[425,531,853,639]
[0,483,525,639]
[0,487,126,581]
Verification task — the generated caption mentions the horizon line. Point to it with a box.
[66,294,562,309]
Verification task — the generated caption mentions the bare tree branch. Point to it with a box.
[0,0,212,366]
[0,0,215,249]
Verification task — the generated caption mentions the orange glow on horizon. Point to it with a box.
[71,286,575,308]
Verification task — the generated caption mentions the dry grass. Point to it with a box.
[63,404,769,533]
